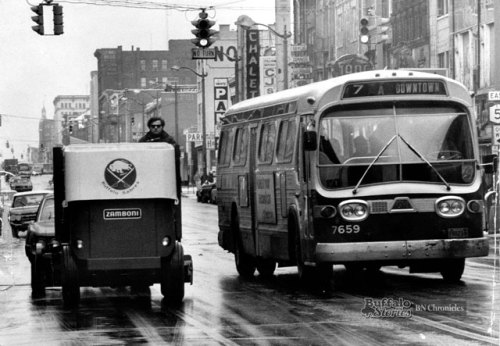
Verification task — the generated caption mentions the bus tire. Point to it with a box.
[161,242,185,305]
[291,214,315,282]
[61,245,80,306]
[256,258,276,278]
[440,258,465,283]
[31,256,45,297]
[232,210,256,278]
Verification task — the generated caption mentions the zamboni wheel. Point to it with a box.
[161,242,185,305]
[61,245,80,306]
[31,256,46,297]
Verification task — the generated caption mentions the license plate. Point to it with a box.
[447,228,468,238]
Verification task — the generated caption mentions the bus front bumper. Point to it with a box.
[315,237,489,263]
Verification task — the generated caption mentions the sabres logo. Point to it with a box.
[104,158,137,190]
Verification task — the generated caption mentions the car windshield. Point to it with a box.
[318,103,475,189]
[38,198,55,221]
[12,194,46,208]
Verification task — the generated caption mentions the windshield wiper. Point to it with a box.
[352,135,398,195]
[352,134,451,194]
[398,134,451,191]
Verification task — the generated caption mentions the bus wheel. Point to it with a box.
[31,256,45,297]
[61,245,80,306]
[161,242,185,305]
[232,211,255,278]
[256,258,276,278]
[295,238,315,282]
[440,258,465,283]
[235,242,256,278]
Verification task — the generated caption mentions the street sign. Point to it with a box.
[488,90,500,101]
[489,104,500,123]
[493,125,500,144]
[192,48,215,59]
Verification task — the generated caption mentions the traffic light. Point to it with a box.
[131,116,135,125]
[191,10,217,48]
[31,4,44,35]
[53,4,64,35]
[69,124,73,134]
[360,17,369,44]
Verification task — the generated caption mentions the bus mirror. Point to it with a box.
[304,131,317,151]
[482,154,498,174]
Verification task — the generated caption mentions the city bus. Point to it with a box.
[216,69,493,283]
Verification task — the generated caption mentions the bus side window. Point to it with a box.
[218,129,233,166]
[233,127,248,165]
[259,122,276,163]
[277,119,296,162]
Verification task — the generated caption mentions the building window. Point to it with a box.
[161,59,168,71]
[140,60,146,71]
[152,59,159,71]
[438,52,449,68]
[437,0,448,17]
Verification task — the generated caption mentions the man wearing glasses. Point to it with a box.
[138,116,176,144]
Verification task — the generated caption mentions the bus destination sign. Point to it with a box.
[342,80,447,98]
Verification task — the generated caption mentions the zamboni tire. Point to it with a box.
[161,242,185,305]
[61,245,80,306]
[31,256,46,297]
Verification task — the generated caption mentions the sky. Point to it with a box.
[0,0,276,160]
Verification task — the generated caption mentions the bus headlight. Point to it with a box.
[338,200,368,221]
[435,196,465,218]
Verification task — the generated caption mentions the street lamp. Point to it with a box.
[148,81,165,117]
[235,15,292,90]
[171,64,208,176]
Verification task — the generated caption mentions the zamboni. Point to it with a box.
[53,143,192,306]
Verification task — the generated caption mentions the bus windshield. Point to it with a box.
[318,104,475,189]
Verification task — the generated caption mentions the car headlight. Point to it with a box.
[338,199,369,221]
[435,196,465,218]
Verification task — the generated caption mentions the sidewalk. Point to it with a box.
[181,186,197,199]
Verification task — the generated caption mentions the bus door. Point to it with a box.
[252,121,279,257]
[243,124,259,256]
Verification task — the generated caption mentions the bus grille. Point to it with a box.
[369,198,435,214]
[370,201,388,213]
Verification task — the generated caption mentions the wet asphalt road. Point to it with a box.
[0,175,499,345]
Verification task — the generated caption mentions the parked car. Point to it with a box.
[24,194,60,296]
[9,175,33,192]
[32,164,44,176]
[8,190,52,238]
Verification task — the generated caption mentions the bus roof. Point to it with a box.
[223,69,472,121]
